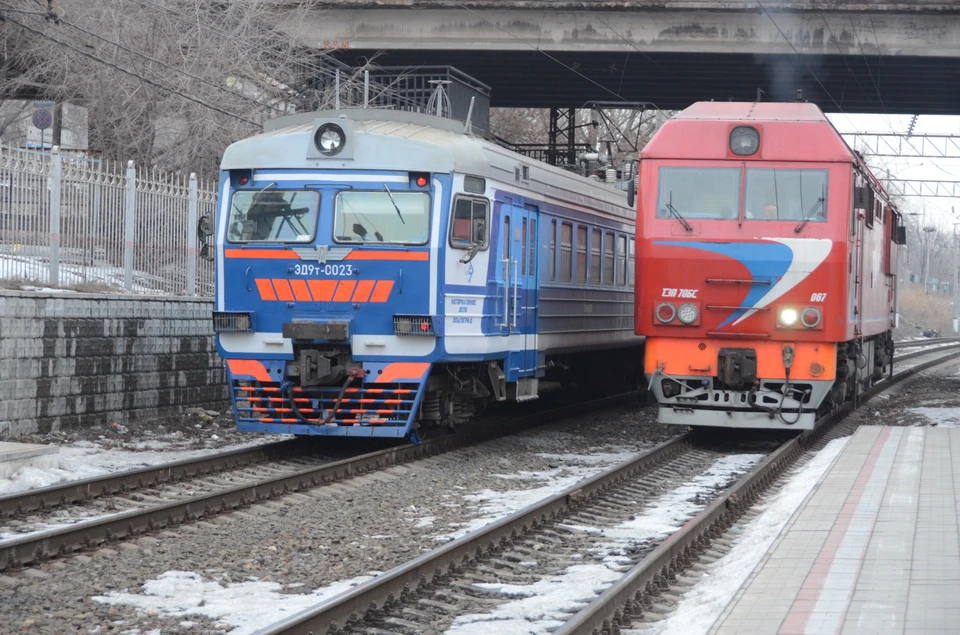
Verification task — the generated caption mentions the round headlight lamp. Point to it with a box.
[655,302,676,324]
[778,307,799,327]
[730,126,760,156]
[801,307,822,328]
[678,303,699,325]
[315,123,345,156]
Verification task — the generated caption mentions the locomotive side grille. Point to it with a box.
[231,379,421,427]
[394,315,436,337]
[213,311,254,333]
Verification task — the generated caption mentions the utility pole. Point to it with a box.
[954,212,959,332]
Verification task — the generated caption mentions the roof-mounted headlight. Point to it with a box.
[730,126,759,156]
[315,123,345,156]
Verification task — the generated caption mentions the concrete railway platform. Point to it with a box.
[710,426,960,635]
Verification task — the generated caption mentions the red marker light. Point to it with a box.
[416,176,428,187]
[238,175,249,185]
[420,320,431,332]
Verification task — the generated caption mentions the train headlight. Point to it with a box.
[801,307,822,328]
[315,123,346,156]
[655,302,676,324]
[678,303,699,325]
[730,126,760,156]
[778,307,799,327]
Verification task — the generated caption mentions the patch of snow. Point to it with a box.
[93,571,376,635]
[442,454,765,634]
[446,564,624,635]
[432,450,638,542]
[633,437,849,635]
[907,406,960,427]
[415,516,436,528]
[0,438,287,497]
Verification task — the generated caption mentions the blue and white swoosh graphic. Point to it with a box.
[653,238,833,328]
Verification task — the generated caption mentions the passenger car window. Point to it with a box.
[576,225,587,283]
[603,232,614,285]
[227,189,320,243]
[617,235,627,286]
[450,197,489,249]
[590,229,601,284]
[335,191,430,244]
[561,222,572,283]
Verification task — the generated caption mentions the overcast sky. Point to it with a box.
[828,113,960,227]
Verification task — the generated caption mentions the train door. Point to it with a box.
[496,200,540,395]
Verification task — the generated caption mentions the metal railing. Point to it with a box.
[0,144,215,296]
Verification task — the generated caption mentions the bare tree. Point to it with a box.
[0,0,355,175]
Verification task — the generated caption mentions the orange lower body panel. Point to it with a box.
[644,337,837,382]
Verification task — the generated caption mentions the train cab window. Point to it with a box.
[590,228,601,284]
[745,169,828,222]
[227,189,320,243]
[617,235,627,286]
[560,222,572,282]
[603,232,614,285]
[628,238,636,287]
[334,190,430,244]
[576,225,587,283]
[657,168,740,220]
[450,197,489,250]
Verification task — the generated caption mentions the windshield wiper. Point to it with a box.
[794,195,825,234]
[666,192,693,232]
[383,184,406,225]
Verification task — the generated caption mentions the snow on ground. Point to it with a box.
[430,450,640,543]
[93,571,376,635]
[0,437,282,496]
[906,406,960,427]
[443,453,765,635]
[0,253,166,294]
[632,437,849,635]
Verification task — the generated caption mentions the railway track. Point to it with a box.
[0,390,640,572]
[253,345,960,635]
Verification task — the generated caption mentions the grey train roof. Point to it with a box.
[221,109,634,221]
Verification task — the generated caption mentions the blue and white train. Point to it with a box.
[207,109,641,442]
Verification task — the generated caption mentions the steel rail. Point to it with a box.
[0,438,304,518]
[0,391,639,571]
[894,341,960,363]
[553,347,960,635]
[253,432,696,635]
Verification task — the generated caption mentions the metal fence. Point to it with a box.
[0,145,215,296]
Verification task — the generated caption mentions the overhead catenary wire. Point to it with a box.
[0,10,261,126]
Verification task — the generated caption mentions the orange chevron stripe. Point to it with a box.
[333,280,356,302]
[255,279,276,301]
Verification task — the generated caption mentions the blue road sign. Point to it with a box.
[32,109,52,130]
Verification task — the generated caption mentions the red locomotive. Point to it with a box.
[633,102,905,429]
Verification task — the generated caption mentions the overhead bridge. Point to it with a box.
[275,1,960,114]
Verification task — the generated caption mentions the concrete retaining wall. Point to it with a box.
[0,291,227,437]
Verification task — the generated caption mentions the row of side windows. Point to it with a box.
[548,218,634,288]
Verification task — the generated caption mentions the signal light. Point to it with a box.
[801,307,822,328]
[655,302,676,324]
[238,175,249,185]
[416,176,428,187]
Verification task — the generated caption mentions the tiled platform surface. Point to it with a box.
[710,426,960,635]
[0,441,58,479]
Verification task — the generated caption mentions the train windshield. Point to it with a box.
[656,168,740,220]
[745,169,828,221]
[334,191,430,244]
[227,189,319,243]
